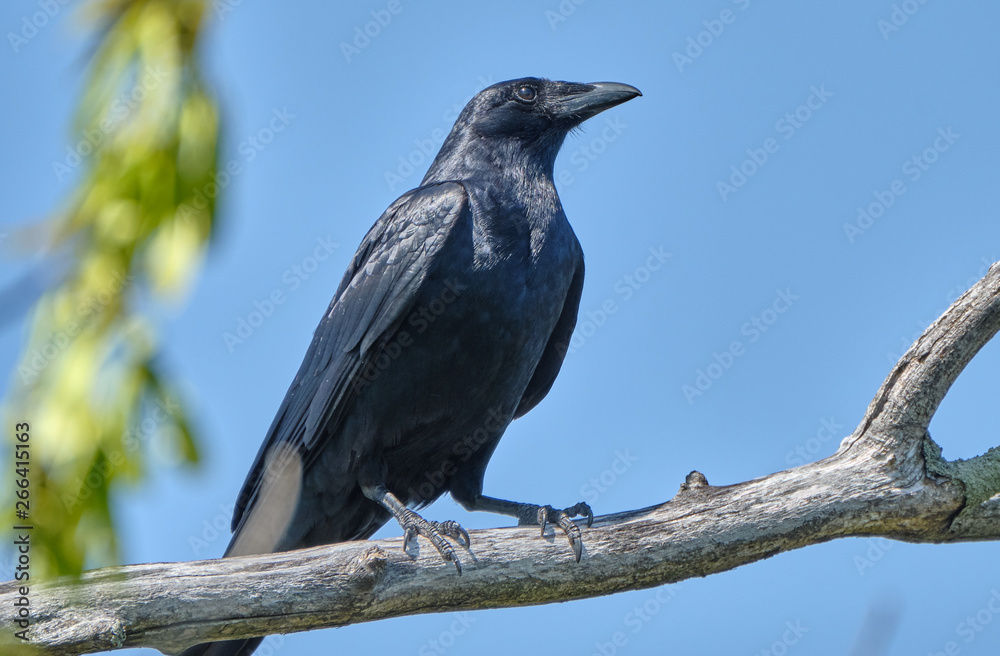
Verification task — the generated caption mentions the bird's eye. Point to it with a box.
[515,85,537,102]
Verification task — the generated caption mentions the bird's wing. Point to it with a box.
[513,259,585,419]
[230,181,472,535]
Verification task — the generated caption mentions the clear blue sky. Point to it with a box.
[3,1,1000,654]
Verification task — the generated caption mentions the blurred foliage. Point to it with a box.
[3,0,219,578]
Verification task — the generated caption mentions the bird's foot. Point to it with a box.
[520,501,593,562]
[398,510,470,575]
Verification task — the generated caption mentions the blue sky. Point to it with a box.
[3,1,1000,654]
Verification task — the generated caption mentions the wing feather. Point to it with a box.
[514,260,584,419]
[231,182,471,533]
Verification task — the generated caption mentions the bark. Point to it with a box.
[3,263,999,656]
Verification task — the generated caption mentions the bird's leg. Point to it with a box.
[455,493,593,562]
[360,483,469,574]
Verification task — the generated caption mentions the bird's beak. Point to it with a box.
[555,82,642,121]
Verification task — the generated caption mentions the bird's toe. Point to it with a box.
[395,510,467,575]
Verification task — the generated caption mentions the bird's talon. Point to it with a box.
[392,511,468,573]
[568,502,594,528]
[436,520,471,548]
[557,516,583,562]
[537,506,550,536]
[402,526,417,551]
[523,502,591,561]
[564,502,593,522]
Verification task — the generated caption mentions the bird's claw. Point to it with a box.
[437,519,471,547]
[564,501,595,528]
[398,509,468,575]
[535,501,593,563]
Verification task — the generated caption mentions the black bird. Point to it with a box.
[180,77,640,656]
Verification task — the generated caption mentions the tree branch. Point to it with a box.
[4,263,1000,656]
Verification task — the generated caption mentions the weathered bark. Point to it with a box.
[3,263,999,656]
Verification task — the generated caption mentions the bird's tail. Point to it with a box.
[178,446,386,656]
[176,525,265,656]
[178,637,263,656]
[177,444,306,656]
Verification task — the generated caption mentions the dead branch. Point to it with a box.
[3,264,999,656]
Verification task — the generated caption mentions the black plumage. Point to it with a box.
[181,77,640,656]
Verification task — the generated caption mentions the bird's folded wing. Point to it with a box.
[230,182,472,535]
[514,261,584,419]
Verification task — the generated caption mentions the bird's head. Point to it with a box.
[465,77,642,139]
[423,77,641,184]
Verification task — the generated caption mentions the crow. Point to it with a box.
[180,77,640,656]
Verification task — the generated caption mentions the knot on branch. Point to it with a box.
[678,470,710,494]
[355,545,389,575]
[107,619,127,649]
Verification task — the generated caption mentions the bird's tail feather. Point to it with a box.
[178,637,263,656]
[177,518,268,656]
[179,451,383,656]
